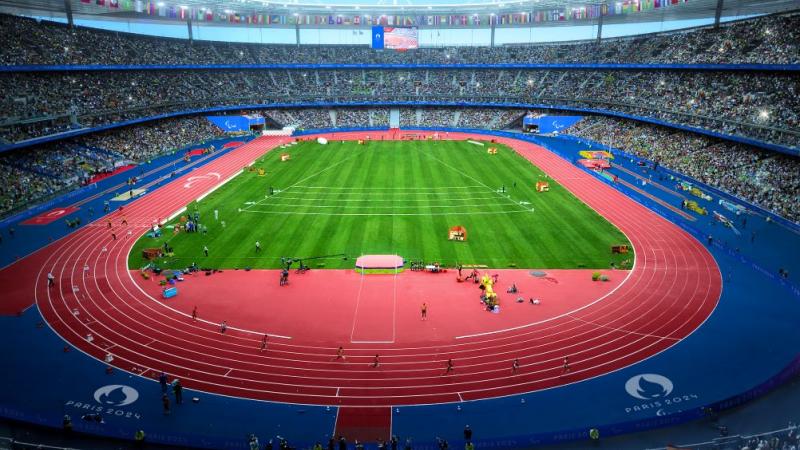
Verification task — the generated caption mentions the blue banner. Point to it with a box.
[371,26,384,49]
[206,115,262,132]
[524,115,584,133]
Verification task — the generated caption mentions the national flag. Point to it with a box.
[134,0,142,12]
[110,0,118,8]
[96,0,105,6]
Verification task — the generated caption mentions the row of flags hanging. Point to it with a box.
[79,0,691,25]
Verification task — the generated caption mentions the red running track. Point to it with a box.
[0,132,721,408]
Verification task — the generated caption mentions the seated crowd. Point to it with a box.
[1,69,796,148]
[0,12,798,66]
[3,107,797,225]
[568,116,800,223]
[0,116,222,216]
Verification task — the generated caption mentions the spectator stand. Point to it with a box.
[0,135,252,269]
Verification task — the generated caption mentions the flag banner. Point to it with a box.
[123,1,692,25]
[371,25,384,49]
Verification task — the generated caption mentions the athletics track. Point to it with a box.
[0,130,750,447]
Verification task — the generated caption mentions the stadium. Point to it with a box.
[0,0,799,448]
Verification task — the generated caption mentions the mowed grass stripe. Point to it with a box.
[130,140,632,269]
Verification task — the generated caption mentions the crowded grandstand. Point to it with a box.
[0,1,799,449]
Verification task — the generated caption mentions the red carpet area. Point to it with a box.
[0,131,721,431]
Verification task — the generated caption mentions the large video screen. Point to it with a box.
[372,26,418,50]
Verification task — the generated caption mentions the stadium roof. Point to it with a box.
[0,0,796,24]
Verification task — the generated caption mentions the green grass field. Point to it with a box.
[129,139,632,270]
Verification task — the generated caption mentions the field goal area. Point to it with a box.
[240,184,534,217]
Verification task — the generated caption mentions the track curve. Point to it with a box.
[3,131,721,407]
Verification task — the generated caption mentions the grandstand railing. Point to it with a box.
[0,435,81,450]
[643,425,798,450]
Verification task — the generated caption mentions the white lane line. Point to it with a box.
[241,210,533,217]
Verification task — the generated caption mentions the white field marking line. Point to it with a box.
[565,313,681,341]
[240,185,296,211]
[243,149,364,211]
[257,195,507,203]
[167,207,187,222]
[197,171,241,203]
[293,185,485,190]
[458,392,464,402]
[420,151,530,213]
[254,202,523,210]
[349,270,367,344]
[241,210,533,217]
[278,191,497,196]
[336,387,340,397]
[144,339,157,347]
